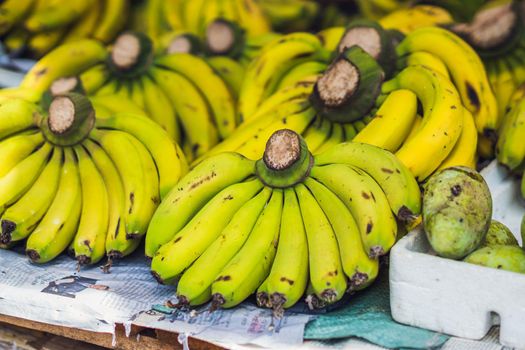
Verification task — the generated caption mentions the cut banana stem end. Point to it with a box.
[167,34,202,55]
[109,32,154,77]
[310,46,384,123]
[41,93,95,146]
[205,19,245,57]
[450,1,520,57]
[256,129,313,188]
[50,77,85,96]
[337,19,396,78]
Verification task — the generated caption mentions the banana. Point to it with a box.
[206,56,246,99]
[141,75,181,144]
[314,142,421,223]
[266,187,308,310]
[493,58,518,125]
[496,93,525,170]
[89,129,157,240]
[277,61,327,91]
[145,152,255,258]
[79,64,110,95]
[89,94,145,118]
[379,5,453,34]
[193,98,311,163]
[61,0,100,43]
[302,117,332,154]
[396,27,498,136]
[155,54,237,139]
[211,189,282,309]
[0,147,62,244]
[27,27,67,57]
[95,112,187,198]
[0,0,35,35]
[0,132,44,177]
[127,79,146,110]
[238,33,325,121]
[164,0,184,31]
[181,0,206,35]
[404,51,450,79]
[305,177,379,291]
[176,187,272,306]
[24,0,92,32]
[438,108,478,170]
[71,145,109,265]
[21,39,108,96]
[0,142,52,210]
[382,65,463,181]
[234,0,271,36]
[295,183,347,304]
[317,27,345,51]
[25,148,82,263]
[353,89,418,152]
[92,0,128,43]
[82,140,139,260]
[4,27,30,54]
[150,67,217,159]
[151,179,263,285]
[315,122,344,154]
[310,164,398,258]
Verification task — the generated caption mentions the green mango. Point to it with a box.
[464,245,525,273]
[423,166,492,260]
[481,220,518,248]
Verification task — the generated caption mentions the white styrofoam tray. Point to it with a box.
[390,161,525,349]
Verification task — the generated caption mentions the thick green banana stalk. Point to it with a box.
[310,46,384,124]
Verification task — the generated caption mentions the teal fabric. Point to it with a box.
[303,266,449,349]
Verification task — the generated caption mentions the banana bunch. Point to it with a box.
[496,84,525,177]
[201,22,488,181]
[449,0,525,158]
[147,129,421,312]
[19,32,238,162]
[355,0,412,20]
[0,93,187,266]
[257,0,320,32]
[0,0,128,58]
[139,0,270,46]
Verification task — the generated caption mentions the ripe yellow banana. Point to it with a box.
[211,189,282,309]
[145,152,255,258]
[151,179,263,284]
[25,148,82,263]
[0,147,62,244]
[310,164,397,258]
[267,187,308,310]
[0,0,35,35]
[24,0,92,32]
[438,108,478,170]
[177,187,272,306]
[382,65,463,180]
[92,0,128,43]
[305,177,379,291]
[353,89,418,152]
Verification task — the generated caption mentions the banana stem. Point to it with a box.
[255,129,313,188]
[41,93,95,146]
[0,221,16,244]
[167,34,202,55]
[50,77,85,96]
[109,32,154,77]
[337,19,396,78]
[205,19,245,57]
[450,1,519,54]
[310,46,384,123]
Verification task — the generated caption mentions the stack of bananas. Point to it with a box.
[0,0,128,58]
[203,21,496,182]
[257,0,320,32]
[15,32,239,162]
[0,93,187,265]
[147,129,421,311]
[137,0,270,46]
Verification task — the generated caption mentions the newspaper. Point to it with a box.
[0,246,311,348]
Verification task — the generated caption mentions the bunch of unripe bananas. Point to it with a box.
[0,93,187,266]
[0,0,128,58]
[201,20,496,182]
[147,129,421,311]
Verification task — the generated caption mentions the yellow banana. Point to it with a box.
[438,108,478,170]
[24,0,93,32]
[92,0,128,43]
[0,0,35,35]
[61,0,100,43]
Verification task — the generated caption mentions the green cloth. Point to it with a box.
[303,267,449,349]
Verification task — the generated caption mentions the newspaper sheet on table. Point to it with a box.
[0,248,310,347]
